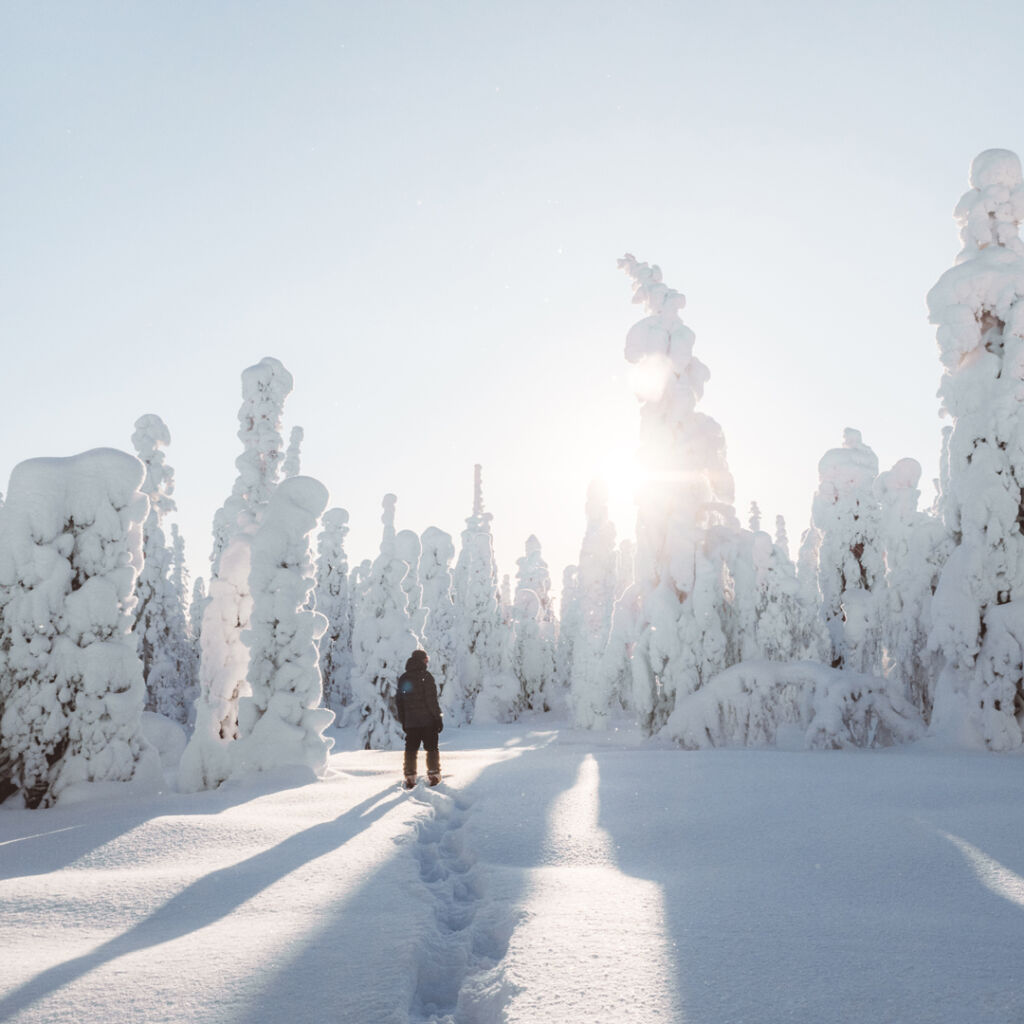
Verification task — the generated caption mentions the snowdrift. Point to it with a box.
[665,659,925,750]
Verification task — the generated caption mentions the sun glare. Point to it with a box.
[627,353,673,403]
[595,445,643,533]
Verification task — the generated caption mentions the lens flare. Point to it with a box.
[627,353,673,403]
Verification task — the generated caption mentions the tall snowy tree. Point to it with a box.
[514,535,557,711]
[233,476,334,777]
[283,425,303,478]
[555,565,581,690]
[875,459,947,720]
[927,148,1024,749]
[616,255,736,738]
[796,521,826,660]
[569,481,620,727]
[507,590,541,719]
[170,524,190,619]
[131,414,197,726]
[396,529,427,640]
[811,429,886,674]
[748,501,762,533]
[190,576,206,649]
[751,519,817,663]
[516,535,555,622]
[616,539,635,598]
[451,465,512,724]
[351,495,417,749]
[0,450,161,808]
[719,528,761,665]
[420,526,461,718]
[208,357,294,575]
[315,507,355,721]
[181,356,293,791]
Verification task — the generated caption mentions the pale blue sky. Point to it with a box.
[3,1,1022,593]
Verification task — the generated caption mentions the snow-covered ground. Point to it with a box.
[2,721,1024,1024]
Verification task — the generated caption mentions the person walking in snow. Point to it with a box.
[396,649,443,788]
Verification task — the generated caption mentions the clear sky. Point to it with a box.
[3,1,1023,599]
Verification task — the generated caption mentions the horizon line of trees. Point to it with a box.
[1,147,1023,808]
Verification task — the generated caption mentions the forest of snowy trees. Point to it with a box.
[2,148,1023,808]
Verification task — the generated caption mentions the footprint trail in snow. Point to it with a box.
[408,785,519,1024]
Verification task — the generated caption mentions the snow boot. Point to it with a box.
[403,750,417,789]
[426,749,441,787]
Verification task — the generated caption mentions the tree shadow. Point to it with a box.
[592,747,1024,1024]
[0,776,314,882]
[236,737,585,1023]
[0,784,404,1021]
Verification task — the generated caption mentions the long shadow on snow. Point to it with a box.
[239,730,584,1024]
[0,784,405,1020]
[0,777,307,882]
[591,747,1024,1024]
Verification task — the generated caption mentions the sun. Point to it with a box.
[594,444,643,532]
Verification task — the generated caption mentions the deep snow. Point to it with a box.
[2,721,1024,1023]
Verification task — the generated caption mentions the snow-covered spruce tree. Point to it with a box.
[811,429,886,675]
[180,356,293,791]
[569,481,620,727]
[516,534,555,621]
[131,415,197,726]
[452,465,513,724]
[396,529,427,640]
[748,501,762,533]
[616,255,736,738]
[927,149,1024,749]
[315,508,355,722]
[170,524,190,620]
[283,425,303,478]
[597,579,642,713]
[208,357,294,576]
[751,520,814,663]
[0,450,161,808]
[875,459,947,721]
[351,495,417,749]
[232,476,334,777]
[616,538,635,598]
[420,526,461,719]
[796,521,828,660]
[350,558,372,617]
[555,565,580,690]
[514,535,557,711]
[500,574,513,623]
[775,515,790,561]
[718,528,761,665]
[189,576,206,648]
[507,589,542,719]
[595,537,639,710]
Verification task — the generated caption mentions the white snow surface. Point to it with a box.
[2,720,1023,1024]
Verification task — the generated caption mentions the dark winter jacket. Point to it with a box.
[396,667,442,732]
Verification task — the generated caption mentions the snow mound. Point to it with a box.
[666,660,925,750]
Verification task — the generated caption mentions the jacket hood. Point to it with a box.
[405,651,428,673]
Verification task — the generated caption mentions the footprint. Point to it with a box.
[407,789,518,1023]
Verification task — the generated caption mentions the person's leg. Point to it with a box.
[424,729,441,783]
[403,728,422,785]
